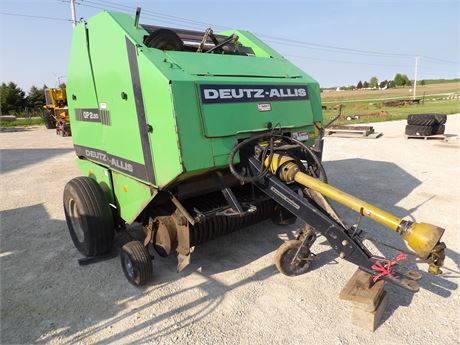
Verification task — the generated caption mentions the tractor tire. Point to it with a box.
[120,241,153,286]
[407,113,447,126]
[144,29,184,51]
[63,177,114,257]
[405,125,434,136]
[43,111,56,129]
[433,124,445,135]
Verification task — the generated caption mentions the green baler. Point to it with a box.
[64,10,446,288]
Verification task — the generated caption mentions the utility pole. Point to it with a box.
[70,0,77,27]
[413,56,419,100]
[56,76,66,88]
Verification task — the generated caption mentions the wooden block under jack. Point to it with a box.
[351,291,389,332]
[339,269,385,310]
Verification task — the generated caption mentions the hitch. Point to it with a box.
[262,153,446,277]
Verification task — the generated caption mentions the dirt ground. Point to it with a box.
[1,117,459,345]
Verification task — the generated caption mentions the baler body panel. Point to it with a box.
[67,24,101,150]
[88,14,149,178]
[76,158,115,205]
[196,82,314,137]
[111,170,157,223]
[67,11,324,222]
[165,51,301,77]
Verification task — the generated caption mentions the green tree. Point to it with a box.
[388,80,396,88]
[401,74,410,86]
[394,73,404,86]
[420,80,426,86]
[58,82,66,89]
[363,81,370,88]
[369,76,378,88]
[356,80,363,89]
[27,85,46,109]
[0,82,26,114]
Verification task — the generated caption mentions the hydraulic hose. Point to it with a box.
[228,131,275,184]
[228,132,327,184]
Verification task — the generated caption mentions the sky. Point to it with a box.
[0,0,459,92]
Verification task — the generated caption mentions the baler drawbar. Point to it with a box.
[63,9,446,292]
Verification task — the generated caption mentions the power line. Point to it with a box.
[266,39,458,66]
[288,54,453,72]
[58,0,220,30]
[266,39,418,59]
[259,34,414,58]
[0,12,72,22]
[83,0,229,30]
[286,54,413,68]
[70,1,210,30]
[58,0,459,66]
[87,0,459,65]
[420,55,458,65]
[4,1,458,72]
[79,0,460,64]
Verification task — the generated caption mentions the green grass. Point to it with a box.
[422,78,460,85]
[323,98,460,125]
[0,117,44,128]
[1,98,459,129]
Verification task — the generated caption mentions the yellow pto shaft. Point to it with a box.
[265,154,445,272]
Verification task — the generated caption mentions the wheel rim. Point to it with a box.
[68,198,84,243]
[281,246,311,275]
[122,254,135,280]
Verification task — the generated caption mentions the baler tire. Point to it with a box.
[120,241,153,286]
[63,177,114,257]
[405,125,434,136]
[275,240,312,276]
[407,113,447,126]
[44,111,56,129]
[144,29,184,51]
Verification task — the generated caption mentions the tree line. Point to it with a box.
[0,82,64,115]
[339,74,426,90]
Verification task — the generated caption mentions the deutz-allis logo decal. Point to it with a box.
[199,84,309,104]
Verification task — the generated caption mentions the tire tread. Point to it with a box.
[63,177,114,257]
[407,113,447,126]
[121,241,153,286]
[405,125,434,136]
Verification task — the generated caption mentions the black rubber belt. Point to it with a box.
[126,37,156,185]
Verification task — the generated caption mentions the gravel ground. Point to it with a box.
[1,117,459,345]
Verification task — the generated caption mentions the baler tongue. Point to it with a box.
[229,133,446,291]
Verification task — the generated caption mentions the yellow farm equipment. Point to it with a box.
[43,88,71,136]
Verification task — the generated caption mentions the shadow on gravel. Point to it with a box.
[0,148,74,174]
[323,158,459,324]
[1,159,458,344]
[0,203,303,345]
[0,127,34,133]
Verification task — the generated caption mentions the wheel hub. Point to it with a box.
[122,254,135,279]
[68,198,84,243]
